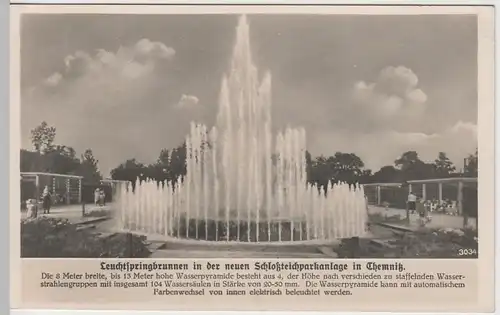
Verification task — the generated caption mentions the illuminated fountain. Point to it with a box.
[115,15,368,243]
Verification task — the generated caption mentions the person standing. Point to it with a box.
[94,188,101,206]
[26,199,38,219]
[407,192,417,215]
[100,189,106,206]
[42,186,52,214]
[416,198,428,227]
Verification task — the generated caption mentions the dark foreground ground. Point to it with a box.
[20,207,478,259]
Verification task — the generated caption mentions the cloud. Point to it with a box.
[351,66,428,132]
[134,38,176,60]
[175,94,200,109]
[302,65,477,172]
[44,73,62,87]
[21,50,476,177]
[54,38,175,84]
[21,38,194,177]
[308,120,477,172]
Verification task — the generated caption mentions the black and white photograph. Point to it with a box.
[19,12,479,259]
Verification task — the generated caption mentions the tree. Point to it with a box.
[110,159,146,182]
[308,155,334,189]
[21,122,99,178]
[157,149,171,166]
[25,122,81,175]
[433,152,456,177]
[330,152,365,184]
[464,148,478,177]
[30,121,56,154]
[305,152,366,189]
[20,149,44,172]
[371,165,402,183]
[168,143,187,183]
[394,151,435,181]
[394,151,420,171]
[149,149,171,182]
[75,149,102,183]
[358,169,373,184]
[37,145,80,174]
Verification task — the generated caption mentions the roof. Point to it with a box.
[363,177,478,188]
[101,179,129,183]
[20,172,83,179]
[362,183,402,187]
[407,177,477,184]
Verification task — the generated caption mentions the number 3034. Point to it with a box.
[458,248,477,256]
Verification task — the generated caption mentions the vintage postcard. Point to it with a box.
[10,4,495,312]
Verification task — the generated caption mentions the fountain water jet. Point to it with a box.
[116,15,368,244]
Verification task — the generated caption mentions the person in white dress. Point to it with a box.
[407,192,417,214]
[26,199,38,219]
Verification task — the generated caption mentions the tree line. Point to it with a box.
[20,121,102,183]
[21,121,479,186]
[110,142,478,187]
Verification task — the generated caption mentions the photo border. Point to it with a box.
[6,1,497,314]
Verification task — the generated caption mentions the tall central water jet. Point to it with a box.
[116,15,368,243]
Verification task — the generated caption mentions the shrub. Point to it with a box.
[368,213,406,224]
[83,209,112,218]
[21,217,151,258]
[334,228,478,259]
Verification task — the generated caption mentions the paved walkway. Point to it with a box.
[21,203,114,224]
[368,206,477,230]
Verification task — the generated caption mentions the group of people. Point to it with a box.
[24,186,109,219]
[407,193,459,220]
[94,188,107,206]
[423,199,458,216]
[25,185,53,219]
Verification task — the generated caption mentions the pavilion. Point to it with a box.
[406,177,478,216]
[20,172,83,204]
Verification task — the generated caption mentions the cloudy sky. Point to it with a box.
[20,14,478,176]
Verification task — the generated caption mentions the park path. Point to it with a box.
[20,203,113,224]
[368,205,477,230]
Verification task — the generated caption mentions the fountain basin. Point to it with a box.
[122,215,356,243]
[122,229,343,248]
